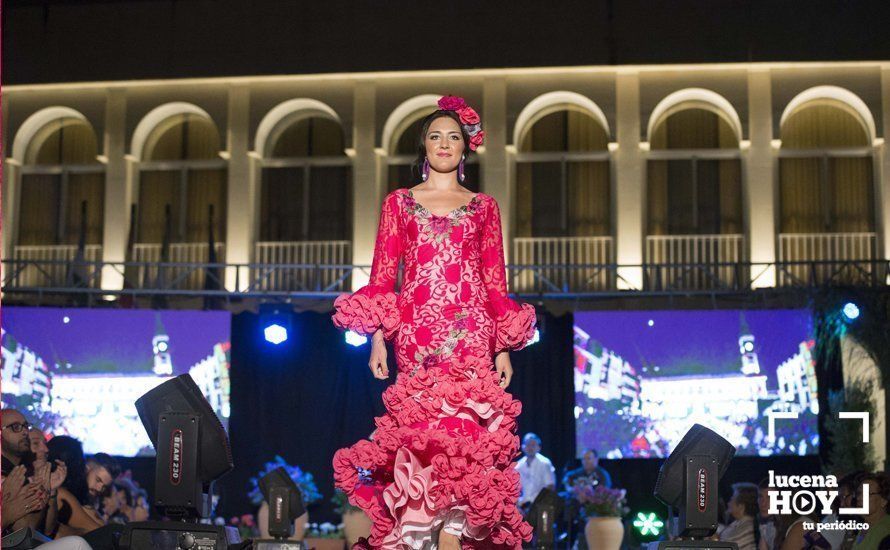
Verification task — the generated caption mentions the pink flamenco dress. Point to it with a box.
[331,188,537,549]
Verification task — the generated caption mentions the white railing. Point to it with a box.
[254,241,352,291]
[645,234,747,290]
[132,243,226,290]
[10,245,103,288]
[512,236,614,292]
[778,232,877,285]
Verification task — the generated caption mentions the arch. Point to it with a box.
[131,102,216,160]
[255,98,342,158]
[381,94,441,154]
[779,85,876,144]
[647,88,743,144]
[513,91,610,147]
[12,107,93,165]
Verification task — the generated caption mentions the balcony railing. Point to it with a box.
[9,245,104,289]
[645,234,747,291]
[778,232,877,286]
[512,236,614,292]
[254,241,352,292]
[132,243,227,290]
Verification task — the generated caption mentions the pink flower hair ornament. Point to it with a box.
[438,95,484,151]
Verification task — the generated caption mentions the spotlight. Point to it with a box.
[254,467,307,550]
[633,511,665,537]
[264,324,289,345]
[345,330,368,347]
[260,303,293,345]
[647,424,737,550]
[648,319,655,327]
[527,328,540,346]
[842,302,860,321]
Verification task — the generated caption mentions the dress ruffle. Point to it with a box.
[332,284,401,341]
[487,293,537,353]
[332,351,533,549]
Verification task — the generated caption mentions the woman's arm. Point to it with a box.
[56,487,104,533]
[480,198,536,353]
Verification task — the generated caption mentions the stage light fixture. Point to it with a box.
[260,303,293,345]
[842,302,860,321]
[634,511,665,537]
[345,330,368,347]
[647,424,737,550]
[527,328,541,346]
[253,467,307,549]
[264,324,288,345]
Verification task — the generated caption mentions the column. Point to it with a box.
[746,69,777,288]
[224,85,252,291]
[101,87,130,291]
[614,70,644,289]
[482,78,511,261]
[880,68,890,264]
[351,81,379,290]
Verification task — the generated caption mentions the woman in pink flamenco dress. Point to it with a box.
[331,96,536,549]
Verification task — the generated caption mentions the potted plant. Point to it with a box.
[573,482,629,550]
[248,455,322,540]
[304,522,346,550]
[332,489,371,546]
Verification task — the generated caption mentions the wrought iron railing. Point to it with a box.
[2,258,887,301]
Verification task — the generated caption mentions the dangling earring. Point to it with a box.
[422,158,430,182]
[458,155,466,183]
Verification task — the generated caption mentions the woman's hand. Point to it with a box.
[495,352,513,388]
[49,460,67,492]
[369,330,389,380]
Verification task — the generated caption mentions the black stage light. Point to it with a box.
[528,487,562,550]
[253,467,308,550]
[647,424,738,550]
[115,374,239,550]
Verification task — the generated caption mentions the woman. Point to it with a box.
[332,95,536,549]
[720,483,761,550]
[851,472,890,549]
[46,436,104,537]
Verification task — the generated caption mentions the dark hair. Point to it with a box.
[113,478,137,507]
[731,482,761,548]
[411,110,472,183]
[584,449,599,459]
[522,433,542,446]
[88,452,122,480]
[47,435,90,504]
[858,472,890,513]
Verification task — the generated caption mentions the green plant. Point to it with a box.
[824,378,876,474]
[305,522,344,539]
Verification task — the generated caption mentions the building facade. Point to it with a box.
[4,61,889,294]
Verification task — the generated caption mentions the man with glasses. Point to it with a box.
[1,409,58,536]
[1,409,33,476]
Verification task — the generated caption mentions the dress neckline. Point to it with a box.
[406,188,481,218]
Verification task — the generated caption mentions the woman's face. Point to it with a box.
[28,429,49,460]
[728,492,745,520]
[424,116,465,175]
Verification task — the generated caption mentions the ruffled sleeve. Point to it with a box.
[480,197,536,352]
[332,191,403,341]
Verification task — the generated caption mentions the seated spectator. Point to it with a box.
[47,435,104,537]
[851,472,890,549]
[719,482,761,550]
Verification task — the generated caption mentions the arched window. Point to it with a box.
[779,101,874,234]
[18,117,104,246]
[515,110,610,238]
[387,114,481,194]
[138,113,227,243]
[260,116,351,241]
[137,113,226,244]
[647,108,742,237]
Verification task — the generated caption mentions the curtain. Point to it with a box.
[186,168,227,243]
[18,174,61,245]
[147,115,220,161]
[308,166,352,240]
[516,110,610,238]
[647,109,741,236]
[30,120,98,165]
[261,167,305,242]
[64,173,105,244]
[779,103,874,234]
